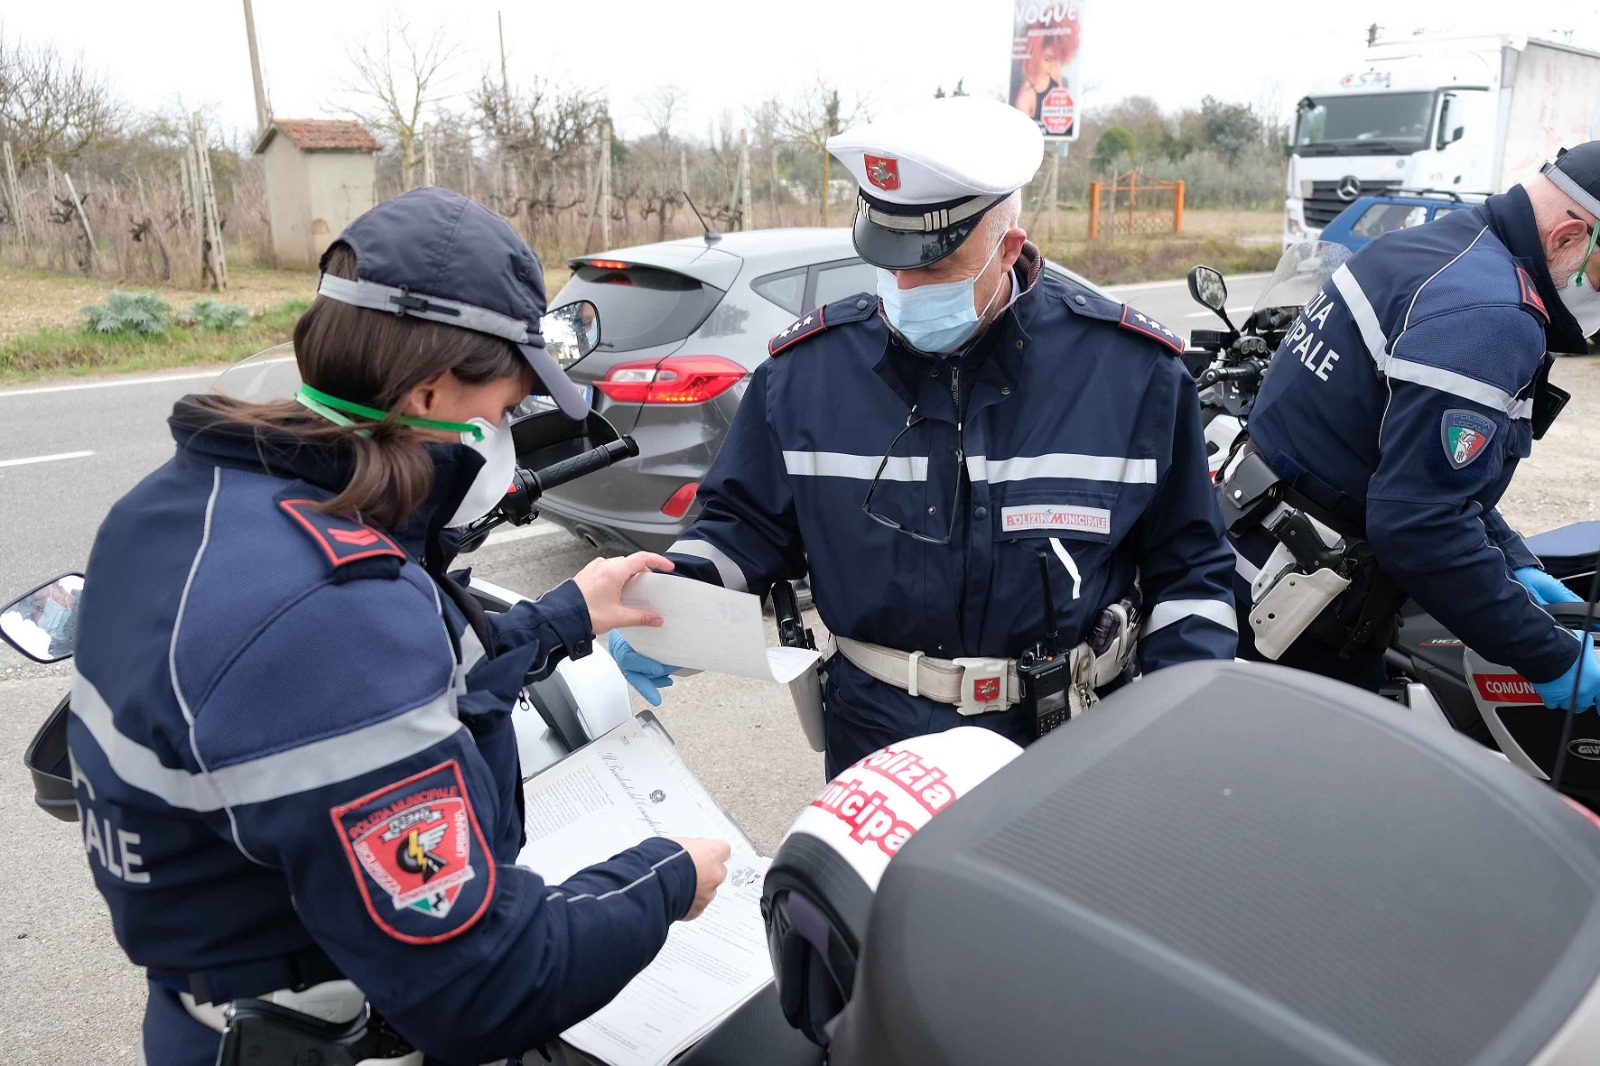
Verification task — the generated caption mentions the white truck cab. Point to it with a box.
[1286,33,1600,246]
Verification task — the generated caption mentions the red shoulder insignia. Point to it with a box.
[280,499,406,568]
[1118,304,1186,355]
[1516,266,1549,323]
[330,760,495,944]
[769,305,828,356]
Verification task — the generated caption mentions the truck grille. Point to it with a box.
[1306,179,1403,227]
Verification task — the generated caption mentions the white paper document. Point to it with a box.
[516,716,775,1066]
[615,572,819,684]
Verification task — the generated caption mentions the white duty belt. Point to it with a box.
[824,604,1139,718]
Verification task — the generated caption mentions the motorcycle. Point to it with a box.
[1184,244,1600,810]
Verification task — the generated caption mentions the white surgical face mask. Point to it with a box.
[445,415,517,529]
[1561,274,1600,337]
[875,236,1008,355]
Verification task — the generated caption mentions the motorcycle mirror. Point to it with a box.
[542,300,600,371]
[0,573,85,664]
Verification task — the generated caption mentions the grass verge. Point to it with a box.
[1040,237,1283,288]
[0,299,309,384]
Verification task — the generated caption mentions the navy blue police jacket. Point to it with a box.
[666,245,1237,749]
[1244,187,1586,684]
[68,398,695,1066]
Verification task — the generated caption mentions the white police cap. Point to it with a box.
[828,97,1044,269]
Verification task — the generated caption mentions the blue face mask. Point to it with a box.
[876,237,1007,355]
[585,322,599,350]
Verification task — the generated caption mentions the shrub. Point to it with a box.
[79,290,174,335]
[180,299,252,331]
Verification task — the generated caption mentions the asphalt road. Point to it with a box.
[0,273,1268,1064]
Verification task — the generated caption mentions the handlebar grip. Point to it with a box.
[531,437,640,495]
[1200,365,1263,386]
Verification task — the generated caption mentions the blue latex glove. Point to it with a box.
[1532,633,1600,712]
[1516,566,1583,607]
[609,630,678,707]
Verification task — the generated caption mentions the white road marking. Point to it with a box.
[0,450,95,468]
[1184,306,1255,318]
[0,368,226,399]
[1103,272,1272,294]
[483,521,566,547]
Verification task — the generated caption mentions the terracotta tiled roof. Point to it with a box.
[254,119,381,154]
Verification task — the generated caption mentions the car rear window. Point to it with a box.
[813,259,877,307]
[752,268,807,315]
[557,264,724,351]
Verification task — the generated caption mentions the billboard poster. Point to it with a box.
[1010,1,1083,140]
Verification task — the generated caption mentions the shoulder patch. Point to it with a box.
[330,760,495,944]
[1117,304,1186,355]
[1442,409,1496,469]
[769,294,879,356]
[280,498,406,568]
[1516,266,1550,323]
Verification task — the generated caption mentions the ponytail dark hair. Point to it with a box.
[200,243,529,529]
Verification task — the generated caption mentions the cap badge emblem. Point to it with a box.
[864,154,901,192]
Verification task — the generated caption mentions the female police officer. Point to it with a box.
[67,188,728,1065]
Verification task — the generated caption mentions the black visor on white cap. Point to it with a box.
[850,189,1007,269]
[1544,142,1600,220]
[321,187,590,420]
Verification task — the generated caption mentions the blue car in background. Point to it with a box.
[1319,193,1477,253]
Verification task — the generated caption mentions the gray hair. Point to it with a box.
[980,190,1024,243]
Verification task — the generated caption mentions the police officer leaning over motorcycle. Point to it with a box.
[611,97,1240,777]
[1226,142,1600,709]
[67,188,731,1065]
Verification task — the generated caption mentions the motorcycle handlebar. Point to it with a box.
[530,437,640,496]
[1198,364,1263,387]
[455,436,641,553]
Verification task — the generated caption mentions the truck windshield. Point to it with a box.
[1295,92,1435,152]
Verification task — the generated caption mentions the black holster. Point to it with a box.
[1305,544,1406,656]
[215,999,413,1066]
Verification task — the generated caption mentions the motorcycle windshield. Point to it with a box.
[1250,240,1352,316]
[207,343,302,402]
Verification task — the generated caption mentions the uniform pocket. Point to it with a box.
[994,488,1120,610]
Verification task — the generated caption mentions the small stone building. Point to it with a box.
[253,119,381,268]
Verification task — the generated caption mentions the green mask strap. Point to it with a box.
[1577,222,1600,289]
[295,384,484,442]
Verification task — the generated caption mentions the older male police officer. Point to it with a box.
[1225,144,1600,710]
[611,97,1237,775]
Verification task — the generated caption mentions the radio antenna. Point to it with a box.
[1037,551,1059,656]
[681,192,721,244]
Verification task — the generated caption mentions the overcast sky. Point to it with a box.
[7,0,1600,145]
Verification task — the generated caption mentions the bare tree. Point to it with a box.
[641,86,683,240]
[341,19,458,190]
[774,79,863,224]
[472,75,605,238]
[0,29,123,168]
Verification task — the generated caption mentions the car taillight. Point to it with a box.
[595,356,746,404]
[582,259,630,270]
[661,481,700,518]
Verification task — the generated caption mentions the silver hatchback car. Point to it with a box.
[537,227,1107,553]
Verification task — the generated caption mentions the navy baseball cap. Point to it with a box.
[1543,142,1600,220]
[316,187,588,419]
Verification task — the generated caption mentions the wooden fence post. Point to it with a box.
[600,121,612,249]
[1088,181,1101,240]
[1173,179,1185,234]
[60,170,98,271]
[1,142,25,248]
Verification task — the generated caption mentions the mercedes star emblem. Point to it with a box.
[1336,175,1362,202]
